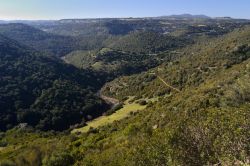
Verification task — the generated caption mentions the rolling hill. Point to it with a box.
[106,31,192,53]
[63,47,167,79]
[0,23,79,57]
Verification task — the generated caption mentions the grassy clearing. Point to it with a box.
[72,97,150,133]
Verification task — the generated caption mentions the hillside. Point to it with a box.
[0,35,109,131]
[63,48,166,78]
[106,31,191,53]
[62,28,197,79]
[68,26,250,165]
[103,26,250,99]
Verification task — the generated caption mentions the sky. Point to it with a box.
[0,0,249,20]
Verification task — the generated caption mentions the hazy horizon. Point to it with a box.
[0,14,247,21]
[0,0,249,20]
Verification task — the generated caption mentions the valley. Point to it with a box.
[72,96,150,133]
[0,15,250,166]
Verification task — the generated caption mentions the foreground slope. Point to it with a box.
[71,26,250,165]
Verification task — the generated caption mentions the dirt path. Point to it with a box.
[157,76,181,93]
[97,91,120,107]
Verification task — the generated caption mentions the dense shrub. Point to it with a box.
[42,152,74,166]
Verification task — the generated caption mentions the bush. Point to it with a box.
[138,100,147,106]
[0,141,8,147]
[87,127,99,134]
[0,160,16,166]
[105,103,124,116]
[42,151,74,166]
[121,96,129,102]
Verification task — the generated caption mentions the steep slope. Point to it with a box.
[69,26,250,165]
[82,59,250,166]
[103,26,250,99]
[0,35,108,131]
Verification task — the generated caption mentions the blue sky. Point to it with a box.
[0,0,249,20]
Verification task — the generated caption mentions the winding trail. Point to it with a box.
[150,72,181,93]
[157,76,181,93]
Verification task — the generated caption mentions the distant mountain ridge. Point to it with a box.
[1,14,249,24]
[159,14,211,19]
